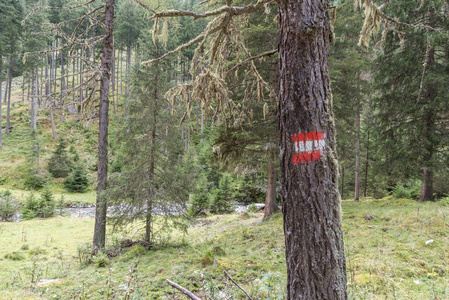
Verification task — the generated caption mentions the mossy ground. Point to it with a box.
[0,197,447,299]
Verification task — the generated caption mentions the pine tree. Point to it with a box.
[48,138,73,178]
[371,0,449,201]
[64,164,89,193]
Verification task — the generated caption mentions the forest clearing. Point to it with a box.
[0,199,447,299]
[1,0,448,299]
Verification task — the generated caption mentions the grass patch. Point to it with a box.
[0,198,446,299]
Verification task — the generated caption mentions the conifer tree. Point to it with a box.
[48,138,73,178]
[370,0,449,201]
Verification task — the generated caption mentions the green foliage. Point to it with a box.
[0,191,20,221]
[48,138,73,178]
[4,252,25,261]
[21,188,56,219]
[92,253,109,268]
[392,181,421,200]
[248,203,259,213]
[64,164,89,193]
[188,175,209,216]
[370,0,449,196]
[210,175,233,213]
[23,171,47,190]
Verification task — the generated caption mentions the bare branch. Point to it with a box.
[223,270,253,300]
[166,279,201,300]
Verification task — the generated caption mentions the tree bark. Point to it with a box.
[419,9,436,202]
[3,66,9,104]
[31,70,37,131]
[50,106,57,140]
[354,109,360,201]
[278,0,347,298]
[6,66,12,133]
[22,71,25,103]
[126,44,131,104]
[363,131,369,198]
[0,55,3,147]
[263,149,278,220]
[93,0,115,251]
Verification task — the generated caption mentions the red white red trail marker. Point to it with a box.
[291,131,326,164]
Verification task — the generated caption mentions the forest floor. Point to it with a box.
[0,197,447,299]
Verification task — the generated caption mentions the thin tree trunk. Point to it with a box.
[341,165,345,199]
[419,10,436,202]
[111,46,116,114]
[50,106,57,140]
[146,62,158,243]
[354,110,361,201]
[22,71,25,103]
[6,63,12,133]
[263,149,278,220]
[4,67,9,104]
[0,55,3,147]
[60,49,65,122]
[363,131,369,198]
[278,0,347,298]
[93,0,115,251]
[126,44,131,104]
[120,50,123,93]
[31,70,37,131]
[27,71,31,103]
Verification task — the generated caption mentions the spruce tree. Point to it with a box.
[48,138,73,178]
[371,0,449,201]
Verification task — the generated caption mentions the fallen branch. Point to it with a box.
[166,279,201,300]
[223,270,253,300]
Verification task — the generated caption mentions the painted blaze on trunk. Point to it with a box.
[278,0,347,299]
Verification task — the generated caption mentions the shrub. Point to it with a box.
[21,188,56,219]
[189,176,210,216]
[209,175,233,213]
[37,187,56,218]
[21,193,39,220]
[0,191,20,221]
[24,171,47,190]
[392,181,421,199]
[64,164,89,192]
[47,138,73,178]
[92,252,109,268]
[4,252,25,261]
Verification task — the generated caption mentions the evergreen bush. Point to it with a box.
[64,165,89,192]
[47,138,73,178]
[209,175,233,213]
[21,188,56,219]
[0,191,20,221]
[188,176,210,216]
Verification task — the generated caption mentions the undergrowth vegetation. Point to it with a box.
[0,198,447,299]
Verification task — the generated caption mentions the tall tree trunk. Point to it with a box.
[363,131,369,198]
[146,59,159,243]
[93,0,115,251]
[354,110,361,201]
[31,70,37,131]
[0,55,3,147]
[60,49,65,122]
[4,66,10,104]
[419,10,436,202]
[22,71,25,103]
[120,50,123,93]
[6,64,12,133]
[112,46,116,114]
[278,0,347,298]
[50,106,57,140]
[27,72,31,104]
[126,44,131,104]
[263,149,278,220]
